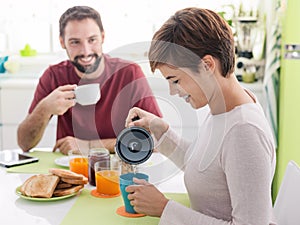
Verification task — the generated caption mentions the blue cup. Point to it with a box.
[119,172,149,214]
[0,56,9,73]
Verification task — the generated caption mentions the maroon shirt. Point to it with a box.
[29,54,162,141]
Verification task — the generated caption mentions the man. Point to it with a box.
[17,6,161,154]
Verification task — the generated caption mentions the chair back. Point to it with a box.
[273,161,300,225]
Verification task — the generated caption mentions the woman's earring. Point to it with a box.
[204,64,209,71]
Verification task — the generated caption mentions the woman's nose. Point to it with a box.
[169,83,179,96]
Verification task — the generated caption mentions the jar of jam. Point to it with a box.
[88,148,110,186]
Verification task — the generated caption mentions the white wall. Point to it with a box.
[0,0,254,55]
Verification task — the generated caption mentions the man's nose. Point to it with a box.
[80,41,92,55]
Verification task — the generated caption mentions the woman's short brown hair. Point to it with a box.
[149,7,235,77]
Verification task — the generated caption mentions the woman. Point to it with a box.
[125,7,276,225]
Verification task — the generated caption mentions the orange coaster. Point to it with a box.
[90,189,121,198]
[116,206,146,218]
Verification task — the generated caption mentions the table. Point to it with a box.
[0,150,187,225]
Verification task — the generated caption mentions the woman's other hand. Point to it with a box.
[126,178,169,217]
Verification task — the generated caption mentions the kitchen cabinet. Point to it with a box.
[0,78,57,150]
[0,54,65,151]
[0,88,2,149]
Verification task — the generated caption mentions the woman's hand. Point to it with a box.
[125,107,169,140]
[126,178,169,217]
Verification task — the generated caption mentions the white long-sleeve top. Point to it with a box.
[157,101,276,225]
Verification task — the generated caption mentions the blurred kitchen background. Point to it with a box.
[0,0,265,53]
[1,0,296,200]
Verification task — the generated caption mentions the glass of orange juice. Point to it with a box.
[68,150,89,178]
[94,159,121,197]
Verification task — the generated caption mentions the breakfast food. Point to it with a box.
[53,184,84,197]
[56,181,73,189]
[61,176,88,185]
[49,168,86,180]
[19,168,87,198]
[20,175,35,195]
[20,174,60,198]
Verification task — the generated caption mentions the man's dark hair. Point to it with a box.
[59,6,104,38]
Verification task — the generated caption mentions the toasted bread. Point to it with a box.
[22,174,60,198]
[20,175,36,195]
[49,168,85,180]
[56,182,73,189]
[53,185,84,197]
[61,176,88,185]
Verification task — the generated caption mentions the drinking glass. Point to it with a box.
[88,148,110,186]
[94,160,121,197]
[68,150,89,178]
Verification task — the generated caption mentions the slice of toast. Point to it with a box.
[61,176,88,185]
[49,168,85,180]
[56,182,73,189]
[20,175,36,195]
[53,185,84,197]
[23,174,60,198]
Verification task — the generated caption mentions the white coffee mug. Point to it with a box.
[74,84,100,106]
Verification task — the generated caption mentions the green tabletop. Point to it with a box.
[6,151,66,174]
[61,189,189,225]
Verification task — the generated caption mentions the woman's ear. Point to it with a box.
[202,55,215,71]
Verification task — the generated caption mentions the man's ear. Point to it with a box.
[101,31,105,44]
[202,55,215,71]
[59,36,66,49]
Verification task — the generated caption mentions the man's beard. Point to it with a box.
[71,54,102,74]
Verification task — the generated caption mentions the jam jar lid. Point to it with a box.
[115,126,154,165]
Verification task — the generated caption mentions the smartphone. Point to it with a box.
[0,150,39,168]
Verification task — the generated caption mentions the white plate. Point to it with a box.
[16,186,80,201]
[54,156,70,167]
